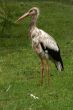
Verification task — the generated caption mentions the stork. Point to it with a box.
[16,7,64,84]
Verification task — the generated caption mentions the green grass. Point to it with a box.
[0,1,73,110]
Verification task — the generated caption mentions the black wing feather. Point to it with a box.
[40,42,64,71]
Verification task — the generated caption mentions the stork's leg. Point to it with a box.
[40,58,44,85]
[46,60,50,84]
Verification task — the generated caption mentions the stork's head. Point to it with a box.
[16,7,39,22]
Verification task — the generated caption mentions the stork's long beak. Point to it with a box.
[15,12,29,23]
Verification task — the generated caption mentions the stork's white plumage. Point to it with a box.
[16,7,64,84]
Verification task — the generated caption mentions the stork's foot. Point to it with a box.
[47,79,50,86]
[40,79,43,86]
[37,80,43,86]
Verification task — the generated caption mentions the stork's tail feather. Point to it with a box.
[55,60,64,72]
[55,51,64,72]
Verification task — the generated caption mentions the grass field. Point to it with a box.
[0,0,73,110]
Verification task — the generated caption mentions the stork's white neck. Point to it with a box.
[29,15,38,33]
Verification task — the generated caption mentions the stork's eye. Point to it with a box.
[29,9,36,15]
[29,10,33,13]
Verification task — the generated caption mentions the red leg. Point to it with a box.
[40,59,44,85]
[46,61,50,85]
